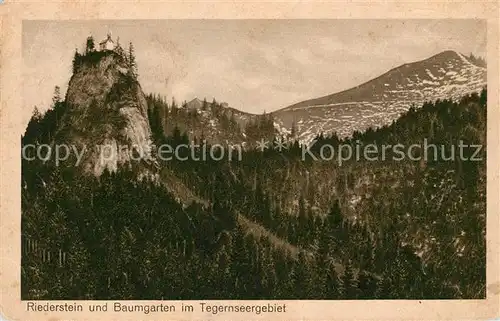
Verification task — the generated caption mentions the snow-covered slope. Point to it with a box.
[272,50,486,143]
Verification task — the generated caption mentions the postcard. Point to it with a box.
[0,1,499,320]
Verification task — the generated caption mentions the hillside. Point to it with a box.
[146,95,276,147]
[48,49,156,177]
[165,90,486,299]
[272,50,486,143]
[21,39,486,300]
[22,90,486,299]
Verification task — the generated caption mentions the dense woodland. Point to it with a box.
[21,47,486,300]
[145,93,277,147]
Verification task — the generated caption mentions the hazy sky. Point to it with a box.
[23,19,486,125]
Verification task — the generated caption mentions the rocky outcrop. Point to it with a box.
[57,51,155,176]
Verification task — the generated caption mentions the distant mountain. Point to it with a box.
[272,50,486,143]
[148,96,274,147]
[184,98,204,111]
[183,97,256,129]
[22,37,487,300]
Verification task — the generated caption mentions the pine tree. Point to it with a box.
[128,42,137,77]
[292,251,311,298]
[22,106,43,146]
[324,265,341,299]
[358,271,377,299]
[342,260,357,299]
[290,120,298,138]
[171,97,178,115]
[86,36,95,54]
[32,106,42,121]
[72,49,80,73]
[114,37,126,60]
[480,87,487,107]
[202,98,208,111]
[52,86,61,106]
[327,200,343,235]
[375,273,392,299]
[172,126,182,146]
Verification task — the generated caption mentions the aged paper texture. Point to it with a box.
[1,1,499,320]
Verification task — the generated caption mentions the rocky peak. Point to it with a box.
[57,49,155,177]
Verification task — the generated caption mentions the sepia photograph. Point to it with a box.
[19,18,488,301]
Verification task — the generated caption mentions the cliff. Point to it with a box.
[56,50,155,176]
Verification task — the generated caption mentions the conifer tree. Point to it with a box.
[292,251,311,298]
[114,37,126,60]
[358,271,377,299]
[128,42,137,77]
[342,260,357,299]
[325,265,341,299]
[86,36,95,54]
[171,97,178,115]
[480,87,487,107]
[72,49,80,73]
[290,120,298,138]
[32,106,42,121]
[52,86,61,106]
[375,274,392,299]
[202,98,208,111]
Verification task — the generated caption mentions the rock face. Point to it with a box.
[59,51,154,176]
[273,50,487,143]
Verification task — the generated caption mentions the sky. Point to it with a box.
[23,19,486,125]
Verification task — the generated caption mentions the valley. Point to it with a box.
[20,40,487,300]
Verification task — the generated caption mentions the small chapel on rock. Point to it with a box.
[99,33,115,51]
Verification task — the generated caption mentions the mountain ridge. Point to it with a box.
[278,50,484,112]
[271,50,486,143]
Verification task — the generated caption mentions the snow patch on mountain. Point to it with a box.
[272,50,486,144]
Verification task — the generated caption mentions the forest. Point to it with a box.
[21,84,486,300]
